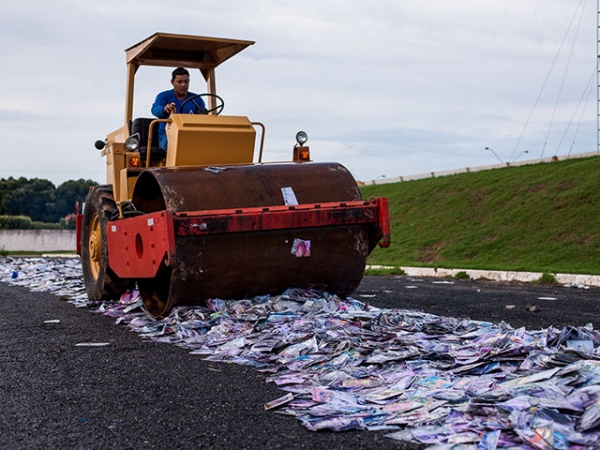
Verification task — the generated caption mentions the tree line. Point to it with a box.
[0,177,97,224]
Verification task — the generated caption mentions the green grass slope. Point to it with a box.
[361,155,600,275]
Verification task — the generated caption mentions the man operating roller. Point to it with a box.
[151,67,206,151]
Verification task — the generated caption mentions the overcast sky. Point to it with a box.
[1,0,596,185]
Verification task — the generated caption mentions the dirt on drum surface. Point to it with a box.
[1,262,600,449]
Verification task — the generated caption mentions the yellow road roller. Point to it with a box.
[76,33,390,316]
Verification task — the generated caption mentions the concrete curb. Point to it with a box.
[367,266,600,287]
[0,230,75,252]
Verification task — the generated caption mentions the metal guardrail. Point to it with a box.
[363,151,600,185]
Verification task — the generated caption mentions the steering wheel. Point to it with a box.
[179,93,224,115]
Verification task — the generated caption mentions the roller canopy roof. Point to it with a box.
[125,32,255,81]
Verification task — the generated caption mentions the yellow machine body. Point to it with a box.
[98,32,257,207]
[165,115,256,167]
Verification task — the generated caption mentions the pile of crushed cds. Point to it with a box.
[2,256,600,449]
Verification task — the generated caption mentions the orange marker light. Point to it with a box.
[299,147,310,161]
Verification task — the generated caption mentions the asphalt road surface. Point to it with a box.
[1,275,599,450]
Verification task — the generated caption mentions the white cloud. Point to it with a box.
[0,0,596,185]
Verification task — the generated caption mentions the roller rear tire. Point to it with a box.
[81,185,131,301]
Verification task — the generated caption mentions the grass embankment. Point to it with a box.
[361,155,600,275]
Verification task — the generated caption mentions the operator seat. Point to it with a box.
[130,118,165,164]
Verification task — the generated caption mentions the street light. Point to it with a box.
[512,150,529,162]
[372,175,386,185]
[484,147,505,165]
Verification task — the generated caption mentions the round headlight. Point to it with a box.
[296,131,308,146]
[125,135,140,151]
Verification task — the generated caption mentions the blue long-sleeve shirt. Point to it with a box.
[151,90,206,150]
